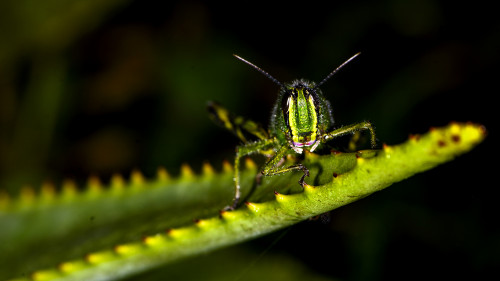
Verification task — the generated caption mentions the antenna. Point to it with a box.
[315,52,361,89]
[233,54,284,88]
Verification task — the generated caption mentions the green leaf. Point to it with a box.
[0,122,485,281]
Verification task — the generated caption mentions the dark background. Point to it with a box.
[0,1,497,280]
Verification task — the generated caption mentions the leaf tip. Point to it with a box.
[464,122,487,140]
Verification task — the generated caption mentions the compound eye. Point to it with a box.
[288,89,298,98]
[308,94,315,104]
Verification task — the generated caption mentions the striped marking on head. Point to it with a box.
[287,88,318,148]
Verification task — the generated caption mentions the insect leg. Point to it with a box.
[323,121,377,148]
[207,101,269,142]
[261,145,310,187]
[230,138,276,210]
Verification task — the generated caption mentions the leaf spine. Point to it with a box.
[222,160,233,173]
[450,121,461,135]
[219,209,239,220]
[408,134,420,142]
[356,157,366,165]
[143,234,167,246]
[274,190,288,202]
[244,157,257,170]
[302,183,316,193]
[156,166,170,182]
[167,227,193,238]
[0,189,10,209]
[194,218,211,228]
[245,202,262,213]
[114,244,143,256]
[40,182,56,200]
[20,185,35,203]
[202,161,215,176]
[58,260,87,274]
[110,173,125,191]
[130,169,145,186]
[85,250,115,264]
[87,175,102,194]
[180,163,195,179]
[61,179,78,198]
[31,269,61,280]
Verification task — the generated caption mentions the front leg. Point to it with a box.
[230,138,275,210]
[261,145,310,187]
[323,121,377,148]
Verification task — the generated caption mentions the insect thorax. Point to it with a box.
[269,79,334,152]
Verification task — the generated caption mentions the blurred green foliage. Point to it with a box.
[0,0,497,280]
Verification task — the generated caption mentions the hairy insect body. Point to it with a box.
[208,53,376,210]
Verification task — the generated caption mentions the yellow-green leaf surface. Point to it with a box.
[0,122,485,281]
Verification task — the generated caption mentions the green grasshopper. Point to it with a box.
[208,53,376,210]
